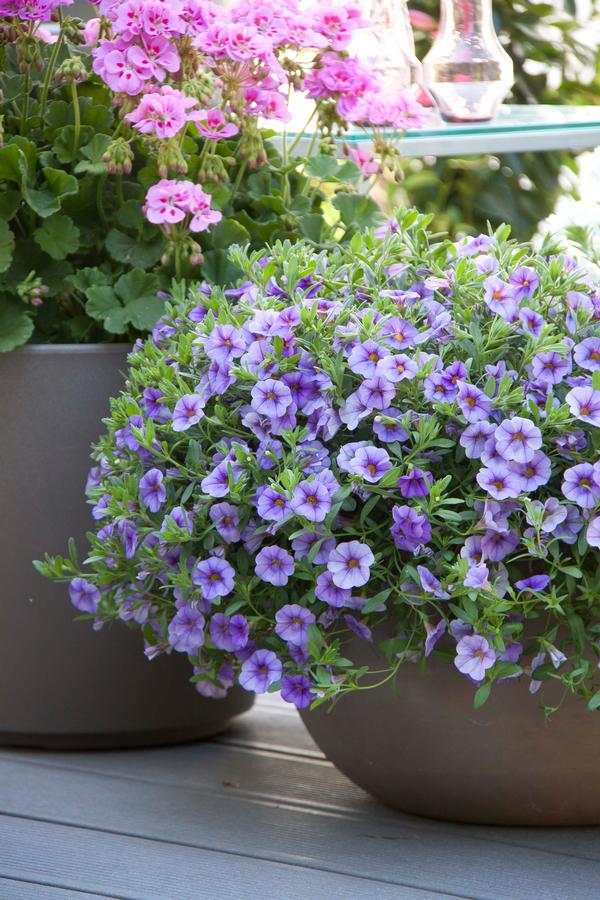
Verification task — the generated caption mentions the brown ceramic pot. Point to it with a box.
[0,345,253,749]
[300,636,600,826]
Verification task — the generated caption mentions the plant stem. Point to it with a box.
[40,29,64,118]
[229,159,247,205]
[71,81,81,156]
[174,240,183,281]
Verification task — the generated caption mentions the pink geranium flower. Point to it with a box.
[126,86,202,139]
[196,108,239,141]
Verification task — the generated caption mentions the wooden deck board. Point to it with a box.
[1,696,598,899]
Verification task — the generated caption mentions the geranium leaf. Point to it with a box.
[34,213,80,260]
[0,296,33,351]
[0,220,15,274]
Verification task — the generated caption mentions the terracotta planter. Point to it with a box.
[0,345,253,749]
[300,636,600,825]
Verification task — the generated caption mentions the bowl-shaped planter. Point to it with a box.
[300,636,600,826]
[0,345,252,749]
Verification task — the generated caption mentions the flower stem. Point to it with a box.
[40,29,64,118]
[71,81,81,156]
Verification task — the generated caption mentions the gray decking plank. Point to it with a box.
[0,756,598,900]
[0,878,116,900]
[0,815,454,900]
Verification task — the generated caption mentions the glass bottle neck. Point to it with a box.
[440,0,494,35]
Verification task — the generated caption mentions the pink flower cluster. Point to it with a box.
[125,85,204,139]
[0,0,71,19]
[144,179,222,233]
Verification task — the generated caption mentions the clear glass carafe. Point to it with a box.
[352,0,422,94]
[423,0,513,122]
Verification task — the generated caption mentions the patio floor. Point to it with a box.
[0,695,598,900]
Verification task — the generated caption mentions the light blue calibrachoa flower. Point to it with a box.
[40,210,600,712]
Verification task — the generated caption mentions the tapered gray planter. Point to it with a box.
[0,345,252,749]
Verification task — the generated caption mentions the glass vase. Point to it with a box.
[422,0,513,122]
[353,0,422,94]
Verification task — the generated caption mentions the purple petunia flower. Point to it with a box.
[203,324,246,365]
[477,464,521,500]
[530,350,571,387]
[143,387,171,423]
[515,574,550,592]
[460,421,497,459]
[509,266,539,301]
[239,649,282,693]
[566,386,600,426]
[251,378,293,419]
[391,505,432,552]
[586,515,600,548]
[275,604,316,646]
[425,619,446,656]
[417,566,449,599]
[454,634,497,682]
[168,604,205,653]
[562,463,600,509]
[139,468,167,513]
[193,556,235,600]
[457,382,493,423]
[280,674,314,708]
[509,450,551,492]
[483,276,517,318]
[526,497,567,533]
[347,446,392,483]
[373,409,409,443]
[357,376,396,411]
[209,502,241,542]
[290,480,331,522]
[291,529,336,564]
[118,519,138,560]
[554,503,584,544]
[379,316,419,350]
[256,486,290,523]
[574,337,600,372]
[172,394,205,432]
[343,613,373,642]
[494,417,542,464]
[519,307,544,339]
[480,527,519,562]
[464,562,490,589]
[201,461,241,498]
[327,541,374,589]
[255,545,295,586]
[348,340,389,377]
[209,613,249,651]
[69,577,100,614]
[398,468,431,498]
[376,353,418,383]
[315,570,351,607]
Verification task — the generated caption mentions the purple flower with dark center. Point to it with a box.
[460,421,496,459]
[290,480,331,522]
[327,541,374,589]
[475,254,499,275]
[239,649,282,693]
[464,563,490,589]
[443,361,468,386]
[275,604,316,646]
[509,266,539,301]
[69,578,100,614]
[280,674,314,708]
[357,376,396,411]
[348,340,389,377]
[209,613,249,651]
[256,487,290,522]
[425,620,446,656]
[586,515,600,548]
[519,307,544,339]
[457,234,495,256]
[566,386,600,426]
[315,570,351,607]
[454,634,497,682]
[281,371,317,408]
[461,535,485,565]
[423,372,458,404]
[391,505,432,552]
[457,382,492,423]
[525,497,567,533]
[379,316,419,349]
[168,604,205,653]
[347,446,392,483]
[553,504,583,544]
[139,468,166,513]
[562,463,600,509]
[398,468,432,498]
[314,469,339,497]
[255,545,295,586]
[477,464,521,500]
[530,351,571,386]
[373,409,409,443]
[515,574,550,592]
[509,450,551,492]
[193,556,235,600]
[494,417,542,463]
[203,323,246,364]
[337,442,370,473]
[339,391,371,430]
[376,354,418,383]
[417,566,449,599]
[500,640,523,664]
[251,378,293,418]
[481,527,519,562]
[574,337,600,373]
[172,394,205,432]
[201,462,237,499]
[483,276,517,318]
[209,502,241,542]
[118,519,137,560]
[143,387,171,423]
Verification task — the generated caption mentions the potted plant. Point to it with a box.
[2,0,425,747]
[39,208,600,821]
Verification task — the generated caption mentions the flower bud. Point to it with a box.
[102,138,134,176]
[55,56,89,85]
[157,140,188,178]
